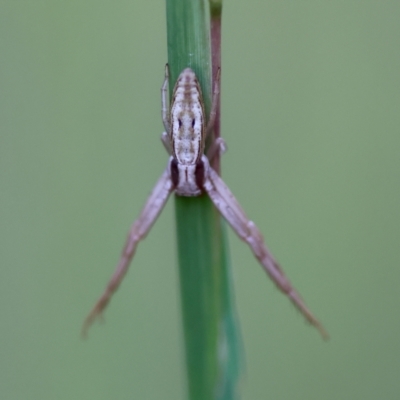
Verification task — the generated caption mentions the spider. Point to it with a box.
[82,65,328,339]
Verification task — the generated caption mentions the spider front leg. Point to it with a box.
[206,137,227,162]
[160,65,173,156]
[202,157,328,339]
[82,167,173,337]
[206,67,221,138]
[161,64,170,133]
[161,131,173,155]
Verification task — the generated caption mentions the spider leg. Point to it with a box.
[161,131,173,155]
[82,167,173,337]
[161,64,170,132]
[206,137,227,162]
[205,68,221,138]
[202,159,328,339]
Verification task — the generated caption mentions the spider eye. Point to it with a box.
[178,119,182,128]
[191,119,195,128]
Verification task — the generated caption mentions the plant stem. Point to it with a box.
[165,1,241,399]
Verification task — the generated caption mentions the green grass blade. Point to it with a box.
[165,1,242,399]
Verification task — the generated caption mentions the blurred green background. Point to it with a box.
[1,1,400,399]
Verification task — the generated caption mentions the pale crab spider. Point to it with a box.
[82,66,328,339]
